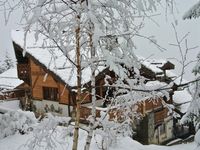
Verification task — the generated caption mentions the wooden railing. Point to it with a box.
[80,106,101,123]
[80,106,131,123]
[17,64,30,84]
[154,108,168,124]
[0,89,26,100]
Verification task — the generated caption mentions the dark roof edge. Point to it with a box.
[13,41,74,90]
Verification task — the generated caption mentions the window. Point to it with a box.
[43,87,58,101]
[159,123,166,135]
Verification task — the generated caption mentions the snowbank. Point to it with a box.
[0,124,196,150]
[0,100,21,113]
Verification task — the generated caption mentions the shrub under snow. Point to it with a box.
[25,113,71,150]
[0,110,37,139]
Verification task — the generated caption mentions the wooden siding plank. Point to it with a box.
[30,59,69,104]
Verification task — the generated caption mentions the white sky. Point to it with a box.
[0,0,200,81]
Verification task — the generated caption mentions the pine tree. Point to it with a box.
[0,51,14,74]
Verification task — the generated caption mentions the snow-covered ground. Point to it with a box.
[0,98,196,150]
[0,127,196,150]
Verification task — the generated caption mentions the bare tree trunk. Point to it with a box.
[84,21,96,150]
[72,14,81,150]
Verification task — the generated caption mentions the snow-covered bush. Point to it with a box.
[0,52,14,74]
[94,111,132,150]
[0,110,37,139]
[24,113,71,150]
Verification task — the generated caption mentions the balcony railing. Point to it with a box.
[17,64,30,84]
[154,108,168,125]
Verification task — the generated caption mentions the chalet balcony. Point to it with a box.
[17,64,30,84]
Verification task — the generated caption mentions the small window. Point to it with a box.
[43,87,58,101]
[160,123,166,135]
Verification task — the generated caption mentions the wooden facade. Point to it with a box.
[29,59,70,104]
[17,64,30,84]
[79,96,174,144]
[13,42,76,116]
[137,98,171,125]
[135,98,174,145]
[14,43,70,102]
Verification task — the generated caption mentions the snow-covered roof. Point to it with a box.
[138,56,174,76]
[142,60,163,74]
[0,68,23,90]
[12,30,106,87]
[166,70,188,85]
[12,30,176,87]
[183,1,200,19]
[0,100,21,113]
[145,80,167,87]
[173,89,192,113]
[139,57,165,74]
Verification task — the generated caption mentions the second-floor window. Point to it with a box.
[43,87,58,101]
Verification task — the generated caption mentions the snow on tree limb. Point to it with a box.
[183,1,200,20]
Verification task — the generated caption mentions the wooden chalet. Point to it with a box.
[14,42,76,116]
[12,30,176,145]
[139,58,175,83]
[135,94,173,144]
[12,30,109,117]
